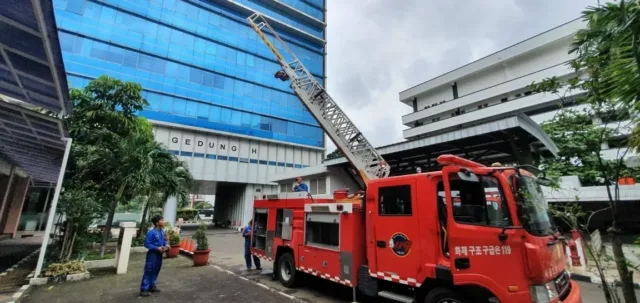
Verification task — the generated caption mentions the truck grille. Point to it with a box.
[555,271,571,299]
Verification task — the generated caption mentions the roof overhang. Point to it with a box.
[322,115,558,176]
[269,165,329,183]
[0,0,71,114]
[0,0,71,183]
[0,95,67,183]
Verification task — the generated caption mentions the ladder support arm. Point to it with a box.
[246,13,390,183]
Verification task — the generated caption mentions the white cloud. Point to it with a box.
[322,0,597,153]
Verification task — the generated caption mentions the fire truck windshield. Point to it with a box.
[513,175,555,236]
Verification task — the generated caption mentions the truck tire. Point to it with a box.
[277,253,298,288]
[424,287,466,303]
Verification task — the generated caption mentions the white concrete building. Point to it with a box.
[399,18,637,166]
[153,123,324,229]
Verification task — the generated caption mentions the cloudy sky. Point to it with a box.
[322,0,597,152]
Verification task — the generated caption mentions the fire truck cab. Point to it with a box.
[250,155,582,303]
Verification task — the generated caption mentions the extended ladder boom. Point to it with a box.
[247,13,390,184]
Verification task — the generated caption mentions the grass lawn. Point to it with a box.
[83,246,116,261]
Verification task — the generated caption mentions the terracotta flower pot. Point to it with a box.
[192,249,210,266]
[166,245,180,258]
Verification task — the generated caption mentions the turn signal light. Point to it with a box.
[336,204,344,211]
[508,285,519,292]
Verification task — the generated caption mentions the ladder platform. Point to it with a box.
[377,291,414,303]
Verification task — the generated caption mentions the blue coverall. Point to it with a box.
[140,228,166,292]
[242,225,261,270]
[293,183,308,192]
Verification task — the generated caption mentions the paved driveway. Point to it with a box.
[20,252,292,303]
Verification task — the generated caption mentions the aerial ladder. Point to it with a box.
[246,13,390,186]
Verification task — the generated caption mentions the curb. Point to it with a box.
[0,248,40,279]
[569,272,640,289]
[6,284,30,303]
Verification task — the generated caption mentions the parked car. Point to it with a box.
[197,208,214,221]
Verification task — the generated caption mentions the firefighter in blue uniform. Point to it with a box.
[292,177,308,192]
[139,215,168,297]
[242,219,262,271]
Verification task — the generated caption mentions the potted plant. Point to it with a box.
[163,222,172,242]
[166,229,181,258]
[192,223,210,266]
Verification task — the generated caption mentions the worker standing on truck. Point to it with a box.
[292,177,308,192]
[242,219,262,271]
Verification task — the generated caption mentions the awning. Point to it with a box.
[0,0,71,183]
[0,96,67,183]
[323,114,559,176]
[269,165,329,183]
[0,0,70,114]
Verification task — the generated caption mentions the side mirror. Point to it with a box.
[458,170,479,183]
[535,177,553,187]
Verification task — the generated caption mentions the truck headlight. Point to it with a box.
[530,281,558,303]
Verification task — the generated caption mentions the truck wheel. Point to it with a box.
[424,287,466,303]
[278,253,298,288]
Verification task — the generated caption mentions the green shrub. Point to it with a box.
[177,208,198,221]
[43,261,86,278]
[169,230,180,246]
[132,236,145,247]
[193,223,208,251]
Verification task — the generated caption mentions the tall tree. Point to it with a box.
[537,107,639,186]
[65,75,149,257]
[569,3,640,301]
[533,2,640,299]
[572,1,640,152]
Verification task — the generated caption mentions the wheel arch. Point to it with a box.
[418,278,500,302]
[274,245,295,268]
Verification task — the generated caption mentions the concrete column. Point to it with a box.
[0,166,15,228]
[115,222,137,274]
[3,176,30,238]
[243,185,255,228]
[163,196,177,226]
[508,135,534,165]
[37,189,51,231]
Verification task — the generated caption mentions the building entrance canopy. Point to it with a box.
[321,115,559,177]
[0,0,71,184]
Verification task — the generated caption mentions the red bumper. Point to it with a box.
[561,281,582,303]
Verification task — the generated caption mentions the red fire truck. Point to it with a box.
[246,13,583,303]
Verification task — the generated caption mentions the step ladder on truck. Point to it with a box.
[245,13,583,303]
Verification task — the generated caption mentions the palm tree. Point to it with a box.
[96,132,166,257]
[138,150,193,237]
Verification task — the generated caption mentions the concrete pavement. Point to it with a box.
[578,280,640,303]
[196,228,639,303]
[20,252,294,303]
[16,228,639,303]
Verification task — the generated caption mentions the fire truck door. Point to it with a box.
[441,166,524,289]
[371,178,421,282]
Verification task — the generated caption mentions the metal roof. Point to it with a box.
[0,0,71,114]
[269,165,329,183]
[0,0,71,183]
[319,114,559,176]
[0,96,66,183]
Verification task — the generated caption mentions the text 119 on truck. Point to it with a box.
[245,13,582,303]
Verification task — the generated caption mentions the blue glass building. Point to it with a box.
[53,0,327,227]
[53,0,325,148]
